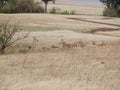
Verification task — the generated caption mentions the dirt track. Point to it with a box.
[68,18,120,27]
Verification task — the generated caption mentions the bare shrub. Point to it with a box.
[0,21,28,54]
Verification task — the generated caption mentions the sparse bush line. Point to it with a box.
[49,7,76,15]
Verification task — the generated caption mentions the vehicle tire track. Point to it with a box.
[68,18,120,27]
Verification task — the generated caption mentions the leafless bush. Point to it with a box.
[0,21,28,54]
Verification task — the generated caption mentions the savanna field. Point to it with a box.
[0,0,120,90]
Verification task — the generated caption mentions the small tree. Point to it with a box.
[100,0,120,16]
[42,0,55,13]
[100,0,120,11]
[0,0,8,8]
[100,0,111,8]
[0,21,28,54]
[13,0,34,13]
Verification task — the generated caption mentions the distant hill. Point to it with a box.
[74,0,100,3]
[57,0,100,3]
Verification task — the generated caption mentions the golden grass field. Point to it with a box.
[0,0,120,90]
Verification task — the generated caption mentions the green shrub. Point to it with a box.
[49,7,76,15]
[49,7,61,14]
[103,8,120,17]
[60,10,70,15]
[33,2,44,13]
[49,7,57,14]
[70,10,76,15]
[14,0,35,13]
[0,3,12,13]
[0,0,44,13]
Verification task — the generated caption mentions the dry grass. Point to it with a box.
[0,1,120,90]
[0,13,120,35]
[3,30,119,54]
[0,40,120,90]
[48,0,104,15]
[0,30,120,90]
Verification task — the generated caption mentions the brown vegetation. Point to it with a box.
[0,1,120,90]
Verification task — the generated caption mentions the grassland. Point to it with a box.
[0,0,120,90]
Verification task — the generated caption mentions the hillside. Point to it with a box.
[0,0,120,90]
